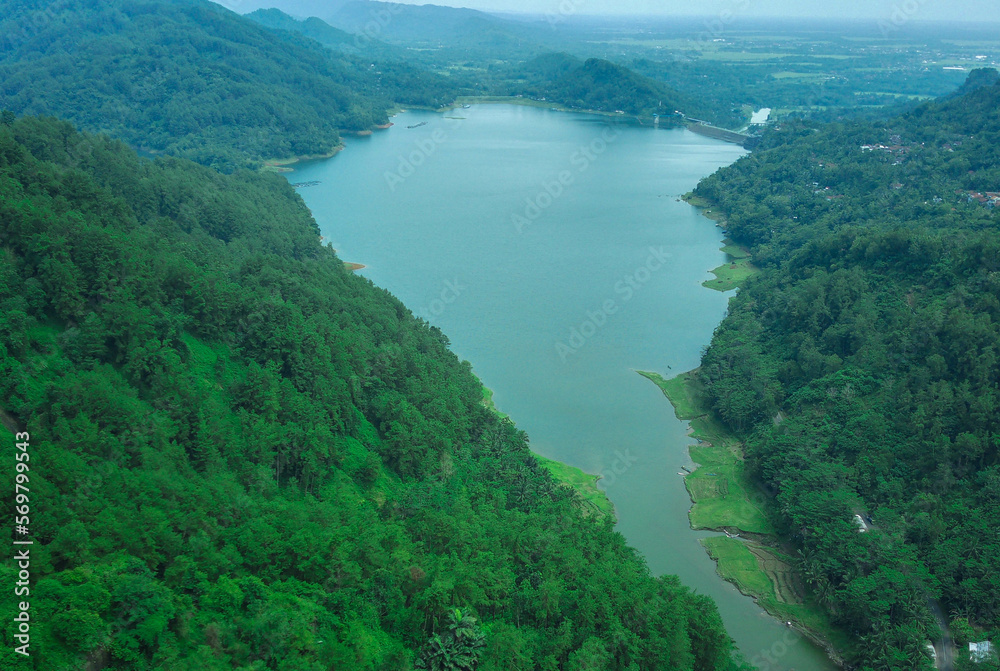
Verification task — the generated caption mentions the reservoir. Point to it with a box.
[290,104,836,671]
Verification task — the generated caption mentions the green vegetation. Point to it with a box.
[533,455,615,519]
[690,70,1000,669]
[483,385,613,520]
[702,538,774,599]
[479,385,508,420]
[326,1,548,61]
[637,370,700,419]
[684,207,759,294]
[701,538,849,655]
[636,371,773,535]
[686,441,772,535]
[4,5,997,668]
[0,116,748,670]
[637,365,845,657]
[625,28,988,126]
[508,54,686,121]
[703,255,757,293]
[0,0,455,171]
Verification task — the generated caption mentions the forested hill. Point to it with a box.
[692,70,1000,669]
[246,7,386,54]
[0,115,744,670]
[513,54,686,120]
[0,0,453,171]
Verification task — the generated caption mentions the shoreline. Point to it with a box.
[263,102,735,175]
[262,144,345,173]
[435,96,687,129]
[318,237,366,272]
[481,385,614,519]
[682,193,759,292]
[533,453,616,520]
[638,368,849,667]
[261,121,395,172]
[638,196,850,665]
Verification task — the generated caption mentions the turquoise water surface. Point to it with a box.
[290,104,836,671]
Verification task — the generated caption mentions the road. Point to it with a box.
[855,509,954,670]
[928,599,955,671]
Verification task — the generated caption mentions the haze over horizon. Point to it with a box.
[218,0,1000,23]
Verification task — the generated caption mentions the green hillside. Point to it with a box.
[0,115,745,670]
[513,55,685,120]
[0,0,449,170]
[691,70,1000,669]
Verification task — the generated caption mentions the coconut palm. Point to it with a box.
[415,609,486,671]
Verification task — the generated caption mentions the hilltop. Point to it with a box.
[0,0,450,170]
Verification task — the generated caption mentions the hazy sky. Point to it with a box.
[385,0,998,21]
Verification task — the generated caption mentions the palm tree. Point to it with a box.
[415,609,487,671]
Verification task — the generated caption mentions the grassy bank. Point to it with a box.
[635,367,846,659]
[639,189,846,655]
[481,385,509,420]
[534,454,616,519]
[636,370,773,534]
[261,144,345,173]
[681,193,759,292]
[702,537,851,657]
[704,241,757,292]
[480,385,613,518]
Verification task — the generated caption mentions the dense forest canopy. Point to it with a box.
[2,1,997,668]
[241,9,689,121]
[0,115,747,670]
[692,70,1000,670]
[507,54,686,121]
[0,0,454,171]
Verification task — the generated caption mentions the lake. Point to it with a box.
[289,104,836,671]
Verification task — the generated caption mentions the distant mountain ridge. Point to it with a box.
[0,0,452,170]
[325,0,549,58]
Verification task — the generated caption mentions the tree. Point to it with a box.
[415,609,487,671]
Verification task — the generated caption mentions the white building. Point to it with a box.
[970,641,993,663]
